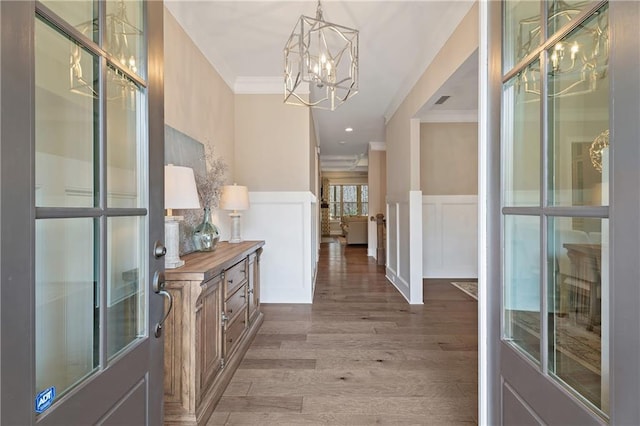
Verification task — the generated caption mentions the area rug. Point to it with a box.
[514,311,601,374]
[451,281,478,300]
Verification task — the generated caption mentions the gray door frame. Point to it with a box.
[0,1,165,423]
[480,0,640,424]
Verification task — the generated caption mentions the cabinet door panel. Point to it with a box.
[197,277,223,400]
[163,283,186,404]
[248,254,259,323]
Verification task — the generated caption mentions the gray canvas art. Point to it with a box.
[164,125,206,254]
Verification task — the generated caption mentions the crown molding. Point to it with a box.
[369,141,387,151]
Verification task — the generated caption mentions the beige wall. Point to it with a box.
[310,112,319,197]
[420,122,478,195]
[234,94,311,191]
[385,3,479,197]
[368,148,387,215]
[323,171,368,186]
[164,8,235,180]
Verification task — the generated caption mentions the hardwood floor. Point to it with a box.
[209,242,478,425]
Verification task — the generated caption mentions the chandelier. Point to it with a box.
[70,0,142,100]
[589,129,609,173]
[284,0,359,111]
[515,1,608,98]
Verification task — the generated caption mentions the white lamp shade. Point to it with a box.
[220,184,249,211]
[164,164,200,210]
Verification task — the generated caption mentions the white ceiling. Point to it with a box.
[164,0,477,171]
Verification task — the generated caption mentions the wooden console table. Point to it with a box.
[163,241,265,425]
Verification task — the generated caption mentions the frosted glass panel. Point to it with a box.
[504,215,540,362]
[36,218,98,399]
[35,18,97,208]
[107,67,143,208]
[107,216,146,359]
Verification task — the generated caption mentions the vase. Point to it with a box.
[193,207,220,251]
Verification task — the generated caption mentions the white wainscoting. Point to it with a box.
[386,191,423,304]
[422,195,478,278]
[241,191,317,303]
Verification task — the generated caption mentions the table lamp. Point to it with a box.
[165,164,200,268]
[220,184,249,243]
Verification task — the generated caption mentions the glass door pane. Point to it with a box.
[503,61,541,207]
[504,215,541,362]
[39,0,97,41]
[35,18,97,208]
[107,67,144,208]
[105,0,144,78]
[503,0,542,72]
[548,0,598,36]
[548,217,609,412]
[35,218,98,398]
[107,216,146,359]
[548,5,609,207]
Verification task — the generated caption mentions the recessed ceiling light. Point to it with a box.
[345,127,353,132]
[338,140,346,145]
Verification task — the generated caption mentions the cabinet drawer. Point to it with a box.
[225,285,247,323]
[224,315,246,357]
[225,259,247,297]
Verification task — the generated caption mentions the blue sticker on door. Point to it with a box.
[35,386,56,413]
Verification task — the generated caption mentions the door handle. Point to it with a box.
[154,241,167,258]
[153,271,173,338]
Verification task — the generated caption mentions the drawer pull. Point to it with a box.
[228,309,233,314]
[228,279,233,284]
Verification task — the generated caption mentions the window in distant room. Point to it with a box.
[328,184,368,219]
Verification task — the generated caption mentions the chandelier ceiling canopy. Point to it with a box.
[284,0,359,111]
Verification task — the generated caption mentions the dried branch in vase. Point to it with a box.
[194,143,228,209]
[181,143,228,252]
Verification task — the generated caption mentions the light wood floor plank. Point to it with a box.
[243,348,408,361]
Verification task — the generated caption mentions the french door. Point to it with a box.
[484,0,640,424]
[1,1,166,424]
